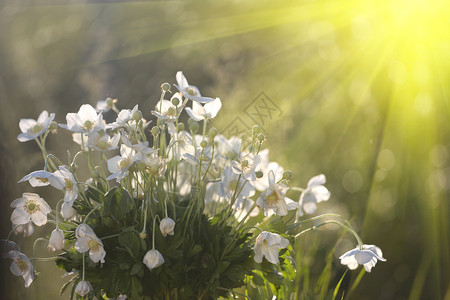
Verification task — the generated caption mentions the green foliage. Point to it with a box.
[56,185,296,299]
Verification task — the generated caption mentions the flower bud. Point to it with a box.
[177,123,185,132]
[171,96,180,106]
[132,109,143,122]
[105,97,115,107]
[257,133,265,142]
[282,170,293,181]
[200,140,208,148]
[255,171,264,178]
[208,127,217,138]
[48,228,65,251]
[75,280,92,297]
[167,106,176,116]
[49,121,59,131]
[151,126,160,136]
[70,163,78,174]
[159,217,175,237]
[143,249,165,270]
[139,231,147,239]
[61,202,75,219]
[93,166,102,178]
[252,125,261,134]
[189,121,199,133]
[161,82,171,92]
[91,170,100,179]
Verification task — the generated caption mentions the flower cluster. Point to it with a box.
[1,72,385,299]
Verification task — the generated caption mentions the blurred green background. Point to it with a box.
[1,0,449,299]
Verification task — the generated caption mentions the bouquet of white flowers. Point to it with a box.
[1,72,385,299]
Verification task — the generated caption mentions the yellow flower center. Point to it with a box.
[84,120,93,130]
[119,158,131,170]
[64,178,73,191]
[186,88,197,97]
[97,140,109,150]
[88,239,99,251]
[36,177,49,184]
[31,124,42,134]
[24,200,40,214]
[16,260,28,272]
[241,160,249,168]
[265,190,281,206]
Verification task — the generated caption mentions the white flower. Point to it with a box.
[253,231,289,264]
[175,71,215,103]
[107,144,139,182]
[48,228,65,251]
[256,171,298,216]
[61,202,76,219]
[60,104,103,134]
[251,149,284,192]
[121,133,156,156]
[339,244,386,272]
[75,280,92,296]
[231,153,261,181]
[49,166,78,206]
[13,222,35,237]
[185,98,222,121]
[160,218,175,237]
[75,224,106,263]
[214,135,242,162]
[108,105,139,129]
[17,110,55,142]
[10,193,51,226]
[297,174,330,218]
[8,250,34,288]
[1,240,21,258]
[143,249,165,270]
[167,125,195,161]
[152,93,183,121]
[142,155,167,178]
[219,166,255,203]
[18,170,53,187]
[87,131,121,152]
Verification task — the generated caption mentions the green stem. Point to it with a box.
[83,203,103,223]
[294,220,363,246]
[152,215,161,250]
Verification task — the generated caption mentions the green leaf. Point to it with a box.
[104,187,134,221]
[130,263,143,276]
[267,217,286,234]
[130,276,143,299]
[118,230,141,259]
[332,269,348,300]
[186,244,202,258]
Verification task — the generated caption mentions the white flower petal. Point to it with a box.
[307,174,326,187]
[30,211,48,226]
[311,185,330,202]
[204,98,222,118]
[11,208,30,225]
